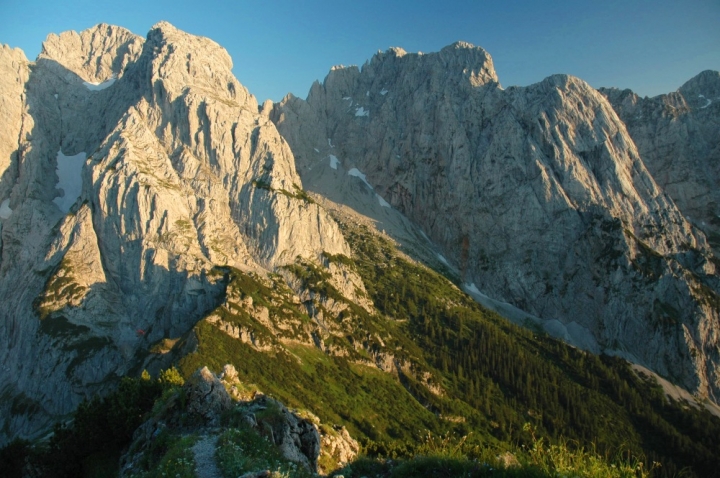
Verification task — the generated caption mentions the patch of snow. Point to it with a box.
[53,93,58,99]
[366,90,369,96]
[347,168,373,190]
[355,106,369,117]
[380,89,388,95]
[0,199,12,219]
[83,76,116,91]
[314,148,320,153]
[342,96,352,100]
[54,150,86,213]
[376,193,391,207]
[329,155,340,170]
[464,282,482,296]
[437,254,449,265]
[699,94,712,108]
[543,319,571,342]
[328,138,334,148]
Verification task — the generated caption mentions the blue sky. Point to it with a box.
[1,0,718,102]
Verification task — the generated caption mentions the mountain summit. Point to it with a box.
[271,40,720,401]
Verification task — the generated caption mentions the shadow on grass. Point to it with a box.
[332,455,554,478]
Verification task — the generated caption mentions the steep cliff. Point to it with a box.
[599,71,720,252]
[0,22,347,443]
[272,43,720,401]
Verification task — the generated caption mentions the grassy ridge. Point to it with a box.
[180,322,442,443]
[174,220,720,477]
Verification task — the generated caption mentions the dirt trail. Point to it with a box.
[192,435,222,478]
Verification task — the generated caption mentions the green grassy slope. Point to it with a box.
[172,219,720,477]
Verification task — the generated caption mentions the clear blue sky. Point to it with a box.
[1,0,718,102]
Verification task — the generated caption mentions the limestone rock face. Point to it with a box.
[2,21,719,446]
[184,366,232,425]
[0,45,29,263]
[272,45,720,400]
[0,45,29,201]
[0,22,347,444]
[249,395,321,471]
[320,426,360,472]
[599,71,720,252]
[39,23,143,84]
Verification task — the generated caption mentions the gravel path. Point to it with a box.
[192,435,223,478]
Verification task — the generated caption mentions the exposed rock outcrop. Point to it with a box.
[0,44,29,201]
[320,425,360,473]
[244,394,321,471]
[120,366,324,476]
[185,366,233,425]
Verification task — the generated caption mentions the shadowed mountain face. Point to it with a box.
[0,23,718,448]
[271,44,720,401]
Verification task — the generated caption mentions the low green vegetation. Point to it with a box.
[33,259,87,319]
[0,438,30,478]
[177,219,720,477]
[336,427,655,477]
[180,322,439,444]
[251,179,315,204]
[5,370,184,478]
[216,427,313,478]
[129,434,197,478]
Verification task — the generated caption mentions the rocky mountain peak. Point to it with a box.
[442,40,477,50]
[366,41,498,88]
[39,23,143,83]
[143,21,254,109]
[678,69,720,106]
[0,43,27,62]
[0,44,29,201]
[0,21,351,444]
[385,46,407,57]
[599,69,720,256]
[1,22,719,454]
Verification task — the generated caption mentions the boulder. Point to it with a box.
[184,366,232,425]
